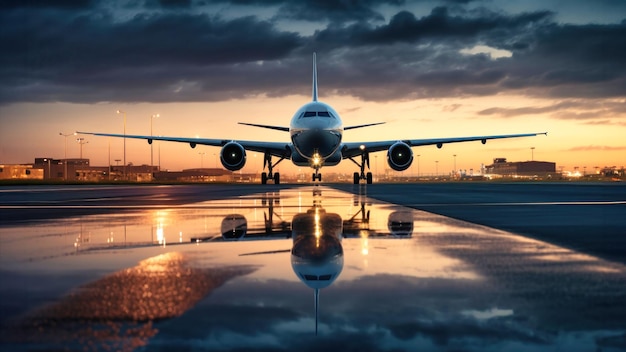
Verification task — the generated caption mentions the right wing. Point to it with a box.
[342,132,547,158]
[76,131,292,158]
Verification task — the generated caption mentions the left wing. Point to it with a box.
[342,132,547,158]
[76,131,292,158]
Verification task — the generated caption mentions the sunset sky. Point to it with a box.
[0,0,624,175]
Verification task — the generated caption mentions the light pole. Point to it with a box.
[199,152,205,168]
[531,147,535,161]
[435,160,439,176]
[117,110,127,179]
[151,114,159,169]
[59,132,76,181]
[76,137,88,159]
[417,154,420,177]
[375,155,378,182]
[453,154,457,178]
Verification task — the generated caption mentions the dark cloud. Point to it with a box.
[0,8,303,103]
[0,0,93,9]
[212,0,405,22]
[322,7,552,46]
[0,2,625,104]
[277,0,405,23]
[155,0,192,8]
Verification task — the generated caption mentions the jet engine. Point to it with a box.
[387,141,413,171]
[220,142,246,171]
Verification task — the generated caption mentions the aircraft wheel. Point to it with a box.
[261,172,268,185]
[353,172,360,184]
[312,173,316,182]
[274,172,280,185]
[318,174,322,182]
[366,172,373,184]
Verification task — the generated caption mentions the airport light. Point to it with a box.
[117,110,127,180]
[151,114,159,169]
[43,158,51,179]
[531,147,535,161]
[59,132,76,181]
[435,160,439,176]
[76,137,88,159]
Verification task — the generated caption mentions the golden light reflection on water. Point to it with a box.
[2,252,255,351]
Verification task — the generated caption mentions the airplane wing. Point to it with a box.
[237,122,290,132]
[344,122,385,130]
[341,132,547,158]
[76,131,292,158]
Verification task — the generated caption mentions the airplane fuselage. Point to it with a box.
[289,101,343,168]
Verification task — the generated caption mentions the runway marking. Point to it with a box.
[0,204,307,210]
[0,185,174,193]
[401,200,626,206]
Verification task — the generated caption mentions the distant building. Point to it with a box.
[485,158,556,177]
[0,164,43,180]
[34,157,89,180]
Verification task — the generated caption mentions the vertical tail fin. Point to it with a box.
[312,52,318,102]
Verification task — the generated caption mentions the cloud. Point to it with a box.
[567,145,626,152]
[477,99,626,121]
[582,120,626,127]
[311,7,554,47]
[0,0,93,9]
[276,0,405,23]
[1,2,625,104]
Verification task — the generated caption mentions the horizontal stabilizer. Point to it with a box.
[344,122,385,130]
[238,122,290,132]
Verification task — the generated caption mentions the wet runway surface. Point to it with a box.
[1,184,625,351]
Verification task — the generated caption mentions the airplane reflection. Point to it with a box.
[291,190,343,335]
[214,186,414,242]
[227,188,413,334]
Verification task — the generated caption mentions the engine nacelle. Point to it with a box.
[220,142,246,171]
[387,141,413,171]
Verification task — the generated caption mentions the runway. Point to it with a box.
[0,183,625,351]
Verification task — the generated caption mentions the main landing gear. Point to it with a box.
[261,152,286,185]
[312,170,322,182]
[348,152,373,185]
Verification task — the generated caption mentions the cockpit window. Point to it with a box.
[300,111,334,118]
[300,273,334,281]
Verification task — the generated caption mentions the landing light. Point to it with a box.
[359,145,365,150]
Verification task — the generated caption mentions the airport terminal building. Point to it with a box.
[485,158,556,177]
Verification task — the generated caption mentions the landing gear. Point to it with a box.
[261,152,285,185]
[312,172,322,182]
[349,152,373,184]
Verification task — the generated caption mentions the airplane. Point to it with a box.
[78,53,546,185]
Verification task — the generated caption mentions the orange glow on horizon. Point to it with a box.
[0,94,624,175]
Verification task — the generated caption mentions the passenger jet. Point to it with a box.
[79,53,546,184]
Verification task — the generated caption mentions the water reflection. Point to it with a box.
[2,186,625,351]
[1,252,255,351]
